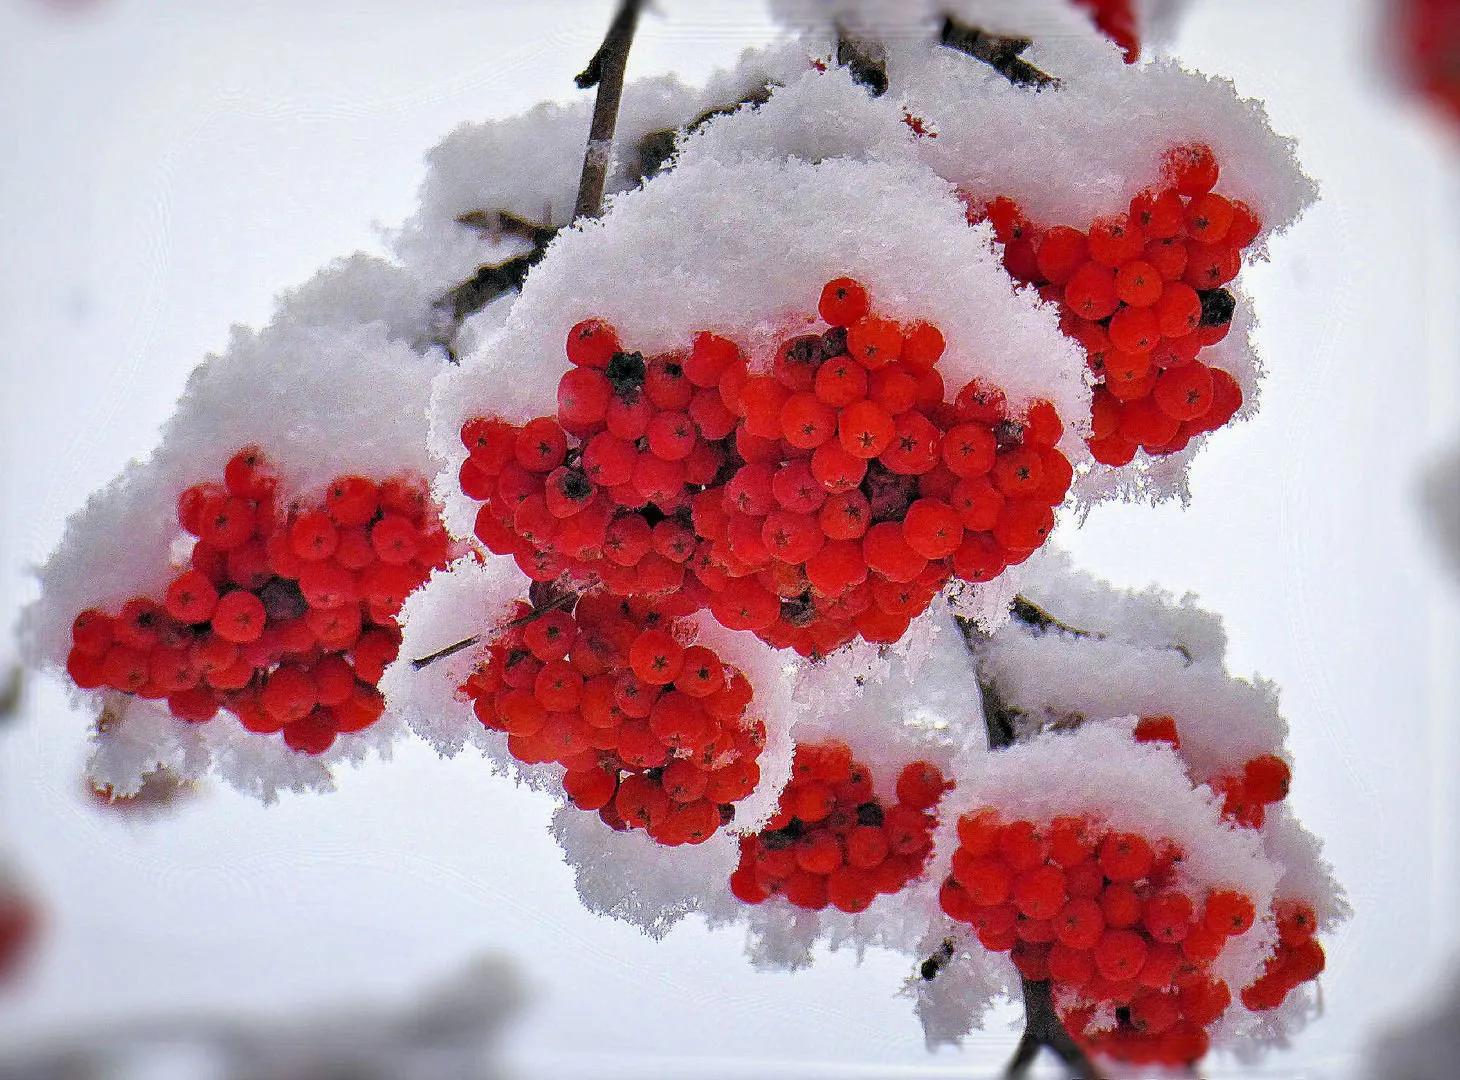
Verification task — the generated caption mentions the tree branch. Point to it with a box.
[835,26,889,96]
[1009,595,1099,639]
[410,588,579,671]
[574,0,643,223]
[1006,980,1106,1080]
[938,16,1060,90]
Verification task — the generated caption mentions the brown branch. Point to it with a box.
[634,83,775,182]
[938,16,1060,90]
[836,26,888,96]
[954,614,1020,749]
[1006,980,1106,1079]
[1012,594,1193,664]
[574,0,643,223]
[410,588,579,671]
[1010,595,1100,640]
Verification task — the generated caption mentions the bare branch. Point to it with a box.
[410,589,579,671]
[1006,980,1106,1079]
[410,635,483,672]
[836,26,889,96]
[574,0,644,223]
[938,16,1060,90]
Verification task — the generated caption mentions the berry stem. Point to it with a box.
[1005,980,1106,1080]
[409,635,483,671]
[409,590,579,670]
[938,17,1061,90]
[574,0,644,223]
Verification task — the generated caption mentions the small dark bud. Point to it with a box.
[856,801,885,827]
[784,335,825,367]
[557,469,594,502]
[606,350,646,394]
[781,594,817,627]
[994,419,1025,449]
[257,578,307,622]
[1198,288,1236,328]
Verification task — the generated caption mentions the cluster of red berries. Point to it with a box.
[939,808,1252,1068]
[461,590,765,847]
[459,278,1072,658]
[1073,0,1140,62]
[972,145,1255,465]
[729,742,949,913]
[64,449,451,755]
[1130,715,1324,1014]
[1240,899,1325,1011]
[1132,715,1293,831]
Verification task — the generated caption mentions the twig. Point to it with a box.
[1010,595,1099,639]
[430,213,558,358]
[953,614,1020,749]
[574,0,643,222]
[409,590,579,671]
[634,83,776,182]
[938,16,1060,90]
[1012,594,1193,664]
[835,26,888,96]
[1006,980,1106,1079]
[410,635,483,671]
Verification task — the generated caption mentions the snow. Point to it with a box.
[5,0,1354,1070]
[429,147,1090,541]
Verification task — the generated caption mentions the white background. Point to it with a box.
[2,0,1458,1076]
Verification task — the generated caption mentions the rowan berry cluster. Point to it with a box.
[1132,714,1293,830]
[459,278,1073,657]
[1240,899,1325,1011]
[461,591,765,847]
[939,808,1252,1068]
[729,742,949,913]
[64,449,451,754]
[1130,714,1324,1015]
[972,144,1255,465]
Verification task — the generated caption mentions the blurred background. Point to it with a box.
[2,0,1458,1075]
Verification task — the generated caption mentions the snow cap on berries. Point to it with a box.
[431,151,1089,541]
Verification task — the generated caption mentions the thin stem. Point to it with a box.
[410,635,482,671]
[409,590,579,671]
[938,16,1060,90]
[574,0,643,223]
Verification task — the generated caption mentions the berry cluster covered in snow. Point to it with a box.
[19,0,1342,1069]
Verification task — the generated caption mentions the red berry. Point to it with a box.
[895,760,948,810]
[819,277,870,327]
[1099,832,1155,882]
[566,319,620,369]
[1164,144,1219,196]
[211,590,267,644]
